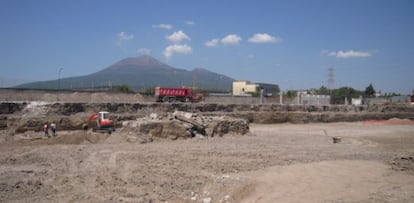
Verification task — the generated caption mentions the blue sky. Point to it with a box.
[1,0,413,94]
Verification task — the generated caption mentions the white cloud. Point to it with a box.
[205,38,219,47]
[221,34,242,45]
[118,32,134,40]
[138,48,151,55]
[248,33,282,43]
[185,21,195,25]
[116,32,134,47]
[248,54,255,59]
[152,24,173,30]
[166,30,191,43]
[327,50,372,58]
[163,44,192,61]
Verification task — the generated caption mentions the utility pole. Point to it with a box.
[328,66,334,91]
[58,68,63,101]
[280,91,283,105]
[58,68,63,90]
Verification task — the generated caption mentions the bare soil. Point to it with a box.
[0,122,413,202]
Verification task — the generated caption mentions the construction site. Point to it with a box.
[1,90,414,202]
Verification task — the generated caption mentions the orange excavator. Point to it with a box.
[83,111,115,134]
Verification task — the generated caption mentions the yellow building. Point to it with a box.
[232,81,259,96]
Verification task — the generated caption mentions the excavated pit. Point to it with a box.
[0,101,413,145]
[1,93,414,202]
[0,102,255,145]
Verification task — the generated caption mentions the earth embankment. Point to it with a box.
[1,102,413,132]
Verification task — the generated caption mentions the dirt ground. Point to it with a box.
[0,122,414,202]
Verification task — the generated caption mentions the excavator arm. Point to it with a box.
[83,112,114,133]
[83,113,98,130]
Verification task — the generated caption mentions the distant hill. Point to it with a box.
[16,55,234,91]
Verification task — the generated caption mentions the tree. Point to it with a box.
[313,86,330,95]
[140,86,155,95]
[364,83,376,97]
[285,90,297,98]
[330,86,363,104]
[114,84,134,93]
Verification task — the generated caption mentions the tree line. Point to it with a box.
[311,83,403,104]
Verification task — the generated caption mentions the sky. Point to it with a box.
[0,0,413,94]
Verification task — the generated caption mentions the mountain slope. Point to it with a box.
[16,55,234,91]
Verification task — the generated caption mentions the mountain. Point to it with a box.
[16,55,234,91]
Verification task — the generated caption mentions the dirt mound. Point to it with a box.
[363,118,414,126]
[121,111,250,140]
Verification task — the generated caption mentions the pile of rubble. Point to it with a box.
[121,111,250,142]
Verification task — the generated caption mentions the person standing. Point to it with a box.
[43,122,49,138]
[50,121,57,137]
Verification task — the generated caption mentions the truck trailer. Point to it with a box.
[155,87,201,102]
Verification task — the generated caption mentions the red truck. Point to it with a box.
[155,87,202,102]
